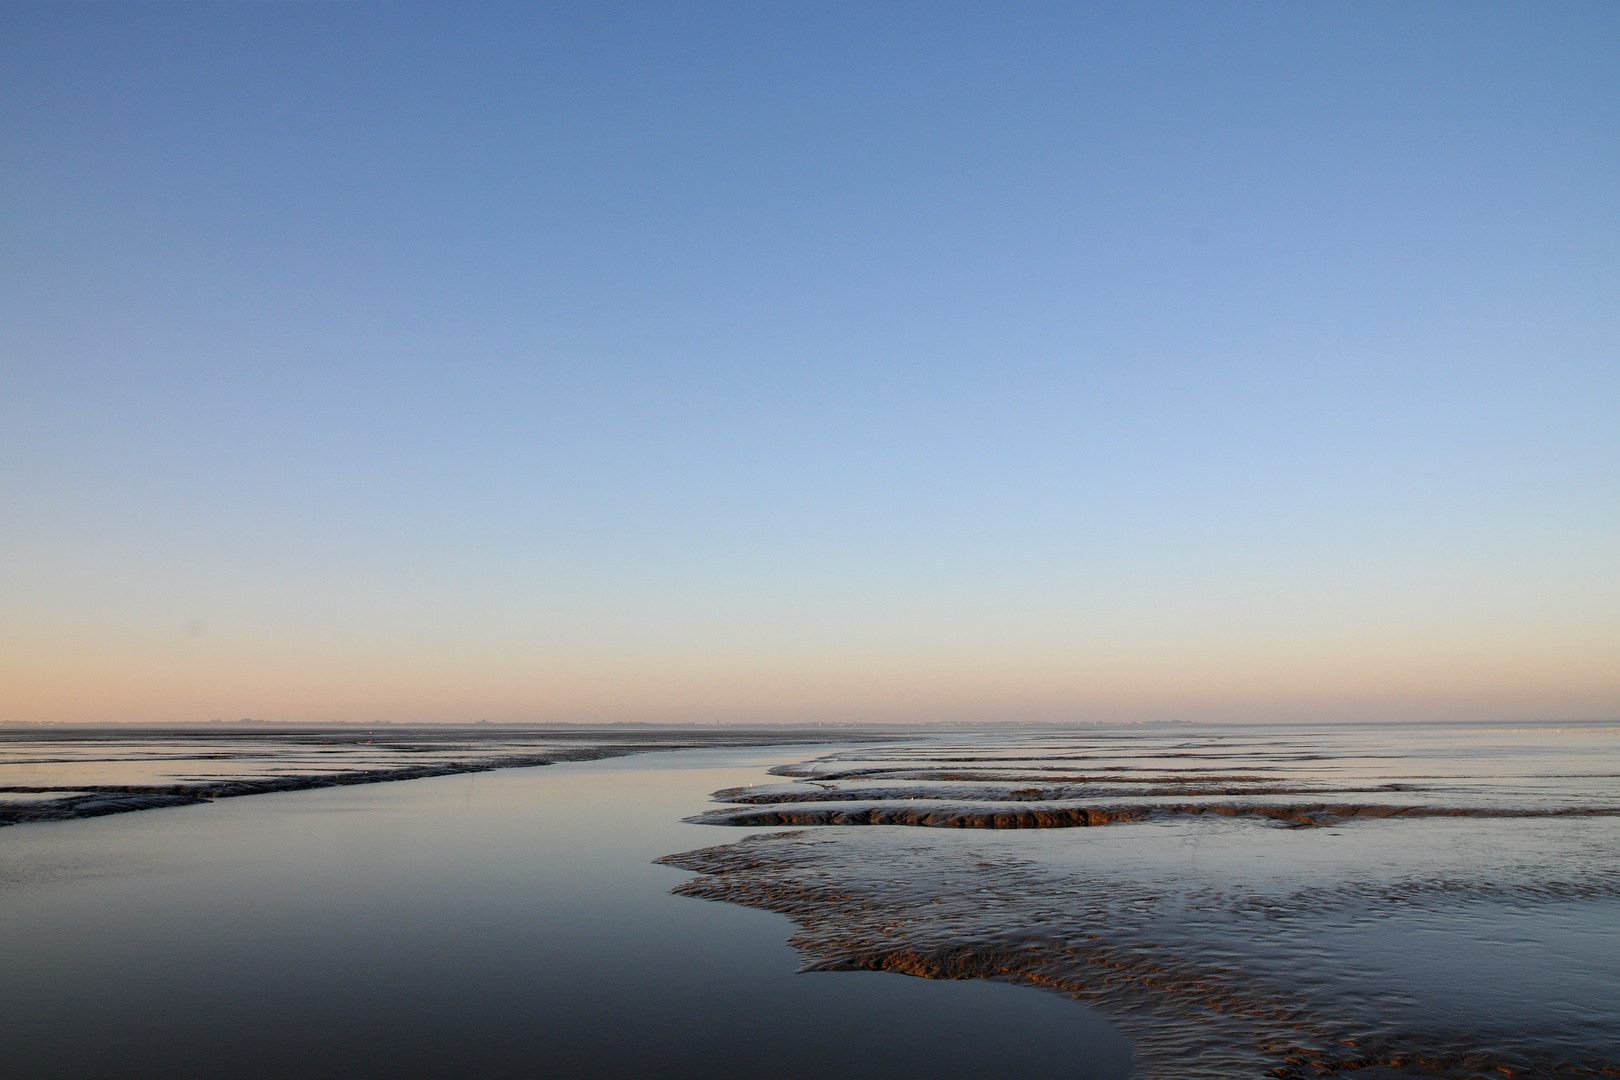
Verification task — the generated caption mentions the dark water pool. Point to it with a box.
[0,745,1131,1079]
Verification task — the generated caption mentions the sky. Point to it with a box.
[2,2,1616,726]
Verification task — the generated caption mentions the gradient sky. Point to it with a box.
[3,3,1616,725]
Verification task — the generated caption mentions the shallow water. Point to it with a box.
[0,725,846,824]
[665,723,1620,1078]
[4,722,1614,1079]
[0,743,1130,1079]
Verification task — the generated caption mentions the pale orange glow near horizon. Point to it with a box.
[6,607,1616,725]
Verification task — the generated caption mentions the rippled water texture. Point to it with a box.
[662,724,1620,1079]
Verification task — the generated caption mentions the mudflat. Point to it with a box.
[2,722,1614,1079]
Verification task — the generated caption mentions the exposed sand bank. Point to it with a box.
[689,800,1620,829]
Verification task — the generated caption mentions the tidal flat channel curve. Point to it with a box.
[0,741,1131,1080]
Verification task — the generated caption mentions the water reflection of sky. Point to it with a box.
[668,724,1620,1078]
[0,728,846,817]
[0,744,1131,1080]
[1,723,1614,1078]
[0,730,617,790]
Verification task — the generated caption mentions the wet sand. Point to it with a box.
[3,723,1614,1078]
[662,725,1620,1079]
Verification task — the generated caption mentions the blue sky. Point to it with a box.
[2,3,1616,724]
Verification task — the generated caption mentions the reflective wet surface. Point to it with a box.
[0,743,1130,1080]
[4,723,1614,1079]
[0,726,846,824]
[666,724,1620,1078]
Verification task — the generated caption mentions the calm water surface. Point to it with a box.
[6,723,1615,1079]
[0,744,1130,1079]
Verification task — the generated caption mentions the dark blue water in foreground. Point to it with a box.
[0,745,1131,1079]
